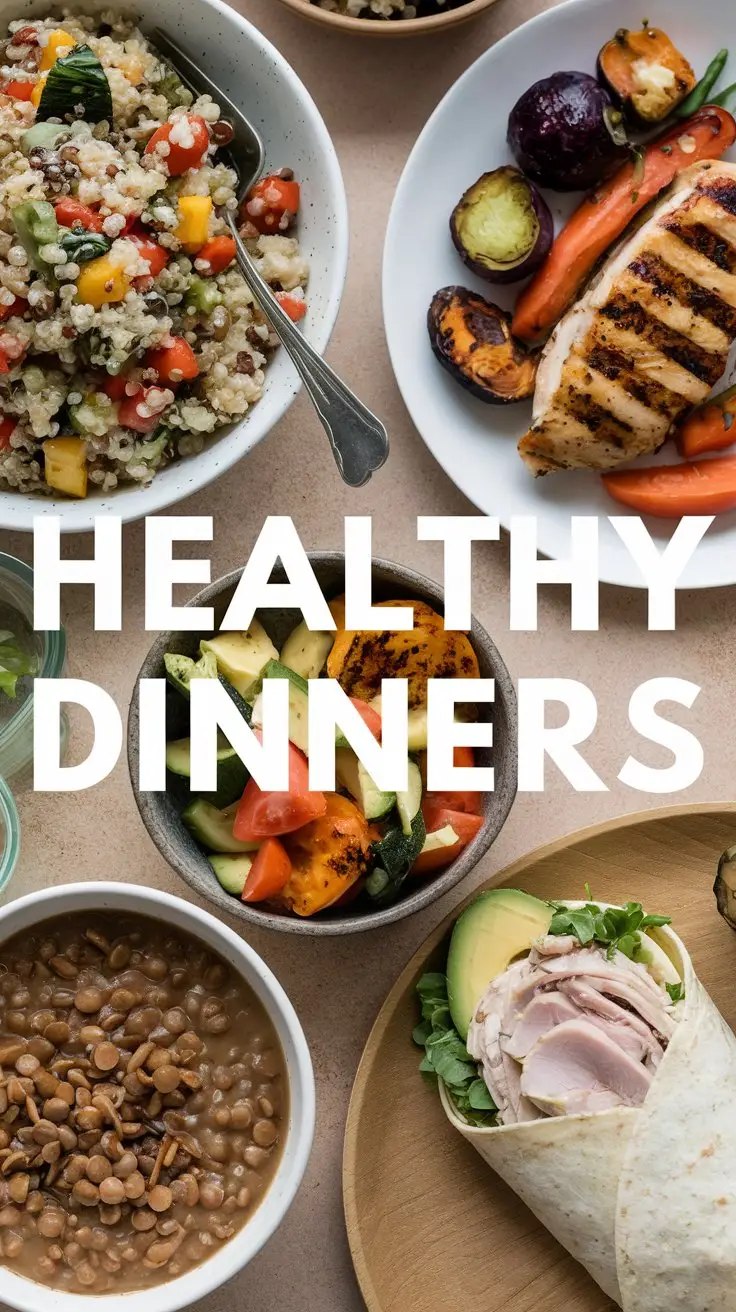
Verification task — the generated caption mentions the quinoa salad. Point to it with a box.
[0,12,308,498]
[314,0,466,19]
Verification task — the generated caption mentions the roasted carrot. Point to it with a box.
[602,454,736,517]
[512,106,736,345]
[677,384,736,459]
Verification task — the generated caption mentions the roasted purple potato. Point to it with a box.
[427,286,538,404]
[507,71,625,191]
[450,166,554,284]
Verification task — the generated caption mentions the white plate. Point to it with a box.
[383,0,736,588]
[0,0,348,532]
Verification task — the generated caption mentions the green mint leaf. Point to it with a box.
[468,1079,496,1111]
[416,973,447,999]
[640,913,672,928]
[666,982,685,1002]
[412,1022,431,1047]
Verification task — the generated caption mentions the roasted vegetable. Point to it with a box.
[598,27,696,124]
[450,166,553,284]
[715,845,736,930]
[677,384,736,459]
[675,47,728,117]
[428,286,537,405]
[37,43,112,123]
[327,595,479,709]
[279,793,372,916]
[507,71,625,191]
[366,811,427,907]
[512,106,736,344]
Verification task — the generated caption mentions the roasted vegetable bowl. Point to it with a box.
[128,554,518,936]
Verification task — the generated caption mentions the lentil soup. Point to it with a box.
[0,910,288,1293]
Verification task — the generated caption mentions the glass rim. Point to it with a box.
[0,551,66,756]
[0,775,20,893]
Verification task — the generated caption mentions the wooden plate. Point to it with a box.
[343,804,736,1312]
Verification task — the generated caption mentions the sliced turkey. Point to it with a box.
[519,1019,653,1117]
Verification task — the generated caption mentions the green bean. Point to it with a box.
[675,48,729,117]
[711,80,736,112]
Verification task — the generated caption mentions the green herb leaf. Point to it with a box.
[666,982,685,1003]
[60,229,110,263]
[547,896,672,964]
[0,630,37,699]
[37,44,113,124]
[414,971,497,1128]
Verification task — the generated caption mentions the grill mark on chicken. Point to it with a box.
[628,251,736,336]
[562,387,633,446]
[660,219,736,274]
[585,344,682,415]
[697,177,736,217]
[599,295,722,384]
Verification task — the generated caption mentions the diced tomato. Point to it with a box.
[117,387,162,433]
[242,838,292,904]
[103,372,133,401]
[195,235,236,274]
[0,334,25,373]
[0,297,26,322]
[5,79,34,100]
[423,745,482,815]
[144,114,209,176]
[145,337,198,385]
[54,198,104,233]
[129,230,170,278]
[413,807,484,876]
[275,291,307,322]
[242,174,300,234]
[233,743,327,840]
[0,416,16,449]
[348,697,381,741]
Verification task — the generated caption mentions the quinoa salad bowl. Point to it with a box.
[276,0,498,37]
[0,1,347,531]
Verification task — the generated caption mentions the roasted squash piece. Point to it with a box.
[327,598,479,709]
[428,287,538,404]
[279,793,372,916]
[597,28,695,124]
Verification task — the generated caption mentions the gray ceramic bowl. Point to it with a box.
[127,554,517,935]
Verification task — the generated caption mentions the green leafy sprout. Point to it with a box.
[0,630,38,699]
[547,894,672,966]
[413,973,497,1128]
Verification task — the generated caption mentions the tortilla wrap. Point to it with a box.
[440,922,736,1309]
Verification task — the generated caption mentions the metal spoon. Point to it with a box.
[151,29,389,488]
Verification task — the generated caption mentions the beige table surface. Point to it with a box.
[2,0,735,1307]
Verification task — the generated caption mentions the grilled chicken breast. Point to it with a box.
[519,159,736,474]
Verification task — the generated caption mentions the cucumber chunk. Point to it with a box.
[209,853,254,896]
[335,748,395,820]
[166,730,248,809]
[181,799,258,854]
[396,759,423,837]
[164,649,217,698]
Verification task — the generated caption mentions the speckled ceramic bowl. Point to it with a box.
[275,0,498,37]
[127,553,518,936]
[0,0,348,532]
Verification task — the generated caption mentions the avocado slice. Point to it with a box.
[447,889,553,1039]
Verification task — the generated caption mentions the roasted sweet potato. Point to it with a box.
[279,793,372,917]
[598,27,695,123]
[428,287,537,403]
[326,598,479,709]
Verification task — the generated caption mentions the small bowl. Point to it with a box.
[0,0,347,532]
[0,881,315,1312]
[275,0,498,37]
[128,552,518,936]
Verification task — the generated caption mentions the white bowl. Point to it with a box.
[0,881,316,1312]
[0,0,348,533]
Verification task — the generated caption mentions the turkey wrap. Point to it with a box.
[439,906,736,1310]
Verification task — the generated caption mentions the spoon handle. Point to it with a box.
[225,213,389,487]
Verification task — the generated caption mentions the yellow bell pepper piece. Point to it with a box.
[76,255,131,309]
[175,195,213,253]
[30,74,47,108]
[39,28,76,72]
[43,438,88,498]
